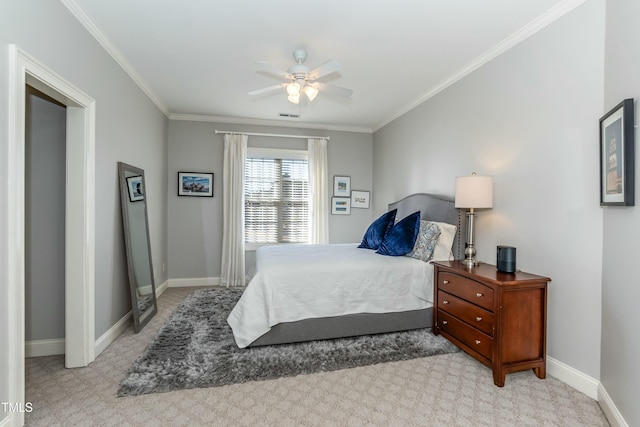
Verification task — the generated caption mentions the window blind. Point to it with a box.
[244,155,309,244]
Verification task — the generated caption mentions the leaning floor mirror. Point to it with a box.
[118,162,158,332]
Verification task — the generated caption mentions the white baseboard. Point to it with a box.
[598,383,629,427]
[537,357,628,426]
[94,311,132,357]
[93,279,168,357]
[24,282,172,360]
[0,414,11,427]
[547,356,599,399]
[156,279,169,296]
[25,338,65,358]
[168,277,220,287]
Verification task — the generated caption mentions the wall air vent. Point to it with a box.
[279,113,300,118]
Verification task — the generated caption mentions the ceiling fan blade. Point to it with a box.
[314,81,353,98]
[307,59,341,80]
[248,83,286,96]
[255,61,290,79]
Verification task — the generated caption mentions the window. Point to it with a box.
[244,148,309,246]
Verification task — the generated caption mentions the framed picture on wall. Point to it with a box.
[333,176,351,197]
[331,197,351,215]
[126,175,144,202]
[599,98,634,206]
[178,172,214,197]
[351,190,370,209]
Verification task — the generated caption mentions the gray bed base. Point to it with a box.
[247,193,466,347]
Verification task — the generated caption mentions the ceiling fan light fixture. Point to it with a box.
[287,93,300,104]
[304,84,319,101]
[250,49,352,105]
[286,82,300,96]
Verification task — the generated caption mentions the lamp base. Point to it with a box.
[462,243,479,268]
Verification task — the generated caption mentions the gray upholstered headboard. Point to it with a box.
[388,193,467,260]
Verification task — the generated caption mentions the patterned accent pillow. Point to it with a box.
[408,220,441,262]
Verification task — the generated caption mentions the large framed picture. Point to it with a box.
[126,175,144,202]
[599,98,635,206]
[351,190,370,209]
[331,197,351,215]
[178,172,214,197]
[333,175,351,197]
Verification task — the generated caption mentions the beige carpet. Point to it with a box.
[25,287,610,426]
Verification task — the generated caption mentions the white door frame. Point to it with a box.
[7,45,95,426]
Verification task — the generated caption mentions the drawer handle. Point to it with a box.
[475,340,481,345]
[476,292,483,298]
[476,317,482,322]
[443,300,449,304]
[442,320,448,325]
[443,280,449,284]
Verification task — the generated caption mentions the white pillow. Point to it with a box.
[429,221,457,261]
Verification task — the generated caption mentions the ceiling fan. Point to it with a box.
[249,49,353,104]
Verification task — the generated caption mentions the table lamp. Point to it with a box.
[455,172,493,267]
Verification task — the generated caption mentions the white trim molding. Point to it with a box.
[25,339,65,358]
[94,312,132,357]
[171,113,372,134]
[546,356,629,426]
[8,44,97,427]
[374,0,588,130]
[60,0,169,116]
[93,280,168,357]
[155,279,169,296]
[598,384,630,427]
[547,356,599,399]
[168,277,221,288]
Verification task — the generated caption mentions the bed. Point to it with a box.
[227,193,466,348]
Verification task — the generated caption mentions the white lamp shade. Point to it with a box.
[286,82,300,96]
[304,84,319,101]
[455,174,493,208]
[287,93,300,104]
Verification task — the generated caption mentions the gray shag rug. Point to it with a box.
[118,288,459,397]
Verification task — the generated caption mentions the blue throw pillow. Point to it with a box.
[358,209,398,249]
[376,211,421,256]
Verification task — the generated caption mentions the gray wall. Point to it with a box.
[601,0,640,424]
[168,120,372,280]
[0,0,169,407]
[25,89,66,341]
[373,0,605,379]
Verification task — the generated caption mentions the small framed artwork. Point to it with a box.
[178,172,214,197]
[599,98,635,206]
[333,175,351,197]
[351,190,370,209]
[331,197,351,215]
[126,175,144,202]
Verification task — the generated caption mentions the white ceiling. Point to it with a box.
[66,0,580,132]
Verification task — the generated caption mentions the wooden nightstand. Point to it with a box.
[432,260,550,387]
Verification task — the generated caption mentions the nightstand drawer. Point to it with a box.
[437,290,494,336]
[437,309,493,360]
[438,272,494,311]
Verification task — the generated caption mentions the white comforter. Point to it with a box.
[227,243,434,348]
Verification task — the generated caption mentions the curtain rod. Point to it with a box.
[214,130,330,141]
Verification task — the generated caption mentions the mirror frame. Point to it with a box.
[117,162,158,332]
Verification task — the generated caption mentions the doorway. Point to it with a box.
[24,86,67,357]
[7,45,96,426]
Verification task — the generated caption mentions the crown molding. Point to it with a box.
[374,0,587,131]
[60,0,170,117]
[169,113,373,134]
